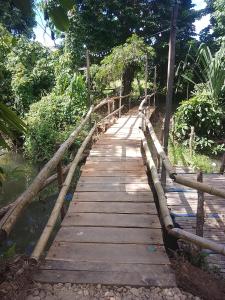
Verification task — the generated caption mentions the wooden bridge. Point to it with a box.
[1,94,225,287]
[34,113,176,286]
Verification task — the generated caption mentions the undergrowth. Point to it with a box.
[168,138,220,173]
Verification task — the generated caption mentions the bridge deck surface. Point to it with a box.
[167,168,225,275]
[35,114,176,287]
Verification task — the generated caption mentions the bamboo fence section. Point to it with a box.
[143,115,225,199]
[0,92,130,241]
[31,125,97,261]
[140,130,173,228]
[100,105,124,122]
[140,128,225,257]
[0,106,94,240]
[169,228,225,256]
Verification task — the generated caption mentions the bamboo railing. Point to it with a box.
[0,93,130,243]
[139,105,225,256]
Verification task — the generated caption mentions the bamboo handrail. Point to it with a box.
[0,92,130,242]
[140,128,225,256]
[93,94,130,112]
[100,105,124,122]
[140,130,173,228]
[31,125,97,261]
[144,115,225,200]
[0,106,95,240]
[138,93,155,112]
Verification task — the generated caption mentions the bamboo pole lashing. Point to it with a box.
[31,124,97,261]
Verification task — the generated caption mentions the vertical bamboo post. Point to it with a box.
[161,1,179,188]
[220,153,225,174]
[189,126,195,157]
[86,49,91,126]
[112,99,115,112]
[56,160,66,220]
[119,86,122,118]
[145,54,148,103]
[107,95,110,115]
[153,65,157,107]
[196,171,204,237]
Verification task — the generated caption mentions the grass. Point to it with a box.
[168,139,220,173]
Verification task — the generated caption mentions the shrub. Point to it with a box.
[174,95,225,155]
[24,73,87,162]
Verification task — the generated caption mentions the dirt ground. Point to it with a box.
[172,259,225,300]
[0,255,225,300]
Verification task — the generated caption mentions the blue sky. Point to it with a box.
[34,0,209,48]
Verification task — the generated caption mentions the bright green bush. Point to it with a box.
[174,95,225,155]
[24,73,87,162]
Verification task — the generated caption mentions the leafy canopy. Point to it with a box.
[95,34,154,85]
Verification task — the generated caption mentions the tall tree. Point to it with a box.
[200,0,225,45]
[0,0,36,38]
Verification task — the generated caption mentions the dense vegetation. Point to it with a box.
[0,0,225,164]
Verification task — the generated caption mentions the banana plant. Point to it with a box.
[180,43,225,103]
[0,102,26,149]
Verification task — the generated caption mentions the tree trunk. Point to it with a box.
[122,63,137,96]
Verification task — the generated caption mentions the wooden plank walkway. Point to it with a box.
[166,171,225,275]
[35,114,176,287]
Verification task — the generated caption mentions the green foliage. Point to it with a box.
[0,101,26,149]
[202,0,225,44]
[174,95,225,155]
[24,72,87,162]
[96,34,153,83]
[169,141,219,173]
[0,0,36,38]
[94,34,154,96]
[6,38,56,115]
[180,43,225,103]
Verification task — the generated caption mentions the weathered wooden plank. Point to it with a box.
[55,227,163,244]
[62,213,161,228]
[35,264,176,287]
[79,176,148,184]
[87,156,143,162]
[83,161,144,171]
[81,170,146,177]
[68,202,157,214]
[47,242,169,264]
[89,151,142,158]
[76,183,151,192]
[73,191,154,202]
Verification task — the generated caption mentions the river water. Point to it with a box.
[0,153,62,257]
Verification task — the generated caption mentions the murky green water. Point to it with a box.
[0,152,62,256]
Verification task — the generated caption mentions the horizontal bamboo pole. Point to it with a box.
[141,128,225,257]
[138,93,155,112]
[94,94,130,112]
[169,228,225,256]
[174,174,225,199]
[140,130,173,228]
[31,125,97,261]
[100,105,124,122]
[0,106,94,240]
[145,115,225,199]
